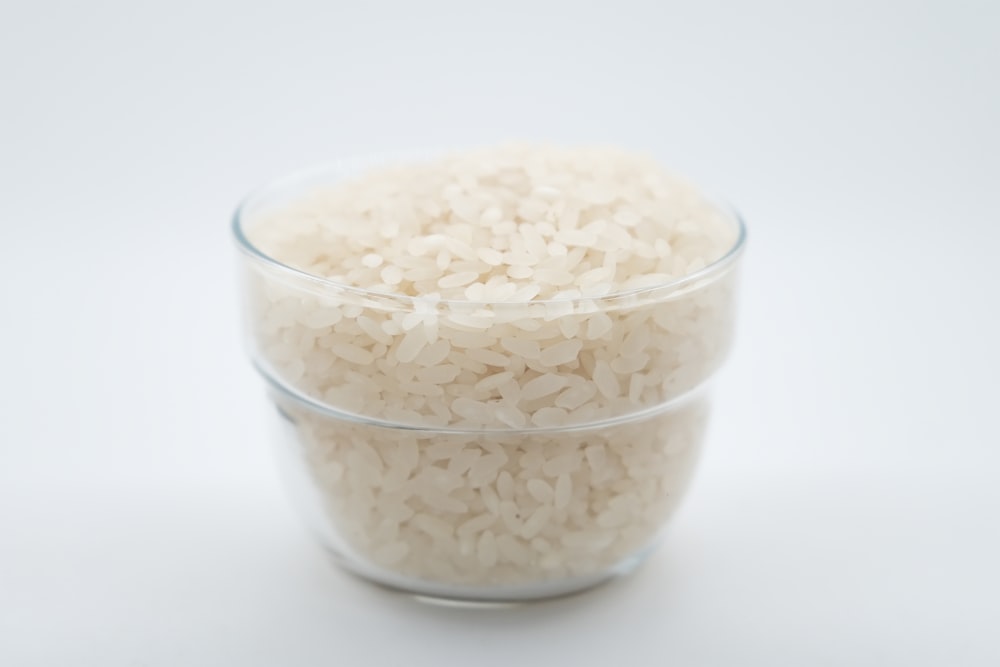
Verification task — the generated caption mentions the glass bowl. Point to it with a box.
[233,160,745,602]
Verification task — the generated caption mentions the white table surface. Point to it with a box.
[2,1,998,665]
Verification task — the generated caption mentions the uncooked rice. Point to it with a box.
[275,394,707,586]
[245,144,738,430]
[240,144,741,590]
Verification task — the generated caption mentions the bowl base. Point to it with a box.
[323,542,657,605]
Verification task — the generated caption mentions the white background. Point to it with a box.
[2,1,998,665]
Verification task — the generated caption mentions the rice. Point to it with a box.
[238,144,743,592]
[275,393,707,585]
[244,160,737,430]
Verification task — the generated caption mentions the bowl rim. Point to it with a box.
[231,157,747,309]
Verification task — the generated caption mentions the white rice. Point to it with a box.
[245,146,738,430]
[282,394,708,585]
[241,144,742,588]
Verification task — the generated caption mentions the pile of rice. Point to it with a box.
[240,144,741,591]
[245,144,738,430]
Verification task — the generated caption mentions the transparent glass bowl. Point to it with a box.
[234,161,745,602]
